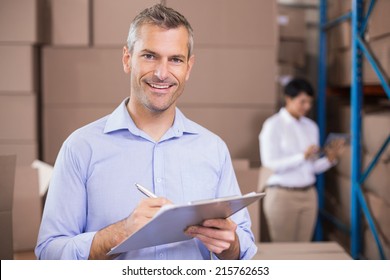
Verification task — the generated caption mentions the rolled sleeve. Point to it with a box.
[236,226,258,259]
[37,231,96,260]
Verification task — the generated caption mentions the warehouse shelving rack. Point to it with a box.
[317,0,389,259]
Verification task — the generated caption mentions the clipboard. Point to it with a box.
[108,191,265,255]
[325,133,350,146]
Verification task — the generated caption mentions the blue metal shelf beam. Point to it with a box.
[360,0,376,36]
[350,0,364,260]
[314,0,328,241]
[322,12,351,30]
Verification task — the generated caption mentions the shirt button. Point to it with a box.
[159,253,164,258]
[156,178,162,183]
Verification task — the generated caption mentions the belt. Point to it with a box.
[266,184,314,191]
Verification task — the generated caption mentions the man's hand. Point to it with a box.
[184,218,240,260]
[89,197,171,260]
[124,197,171,235]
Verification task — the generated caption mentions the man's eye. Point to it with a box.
[171,58,183,64]
[143,54,155,59]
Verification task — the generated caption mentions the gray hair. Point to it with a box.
[127,4,194,58]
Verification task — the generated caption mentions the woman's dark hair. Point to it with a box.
[284,78,314,98]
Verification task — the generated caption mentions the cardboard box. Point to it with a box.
[306,25,319,56]
[364,154,390,206]
[253,241,351,260]
[12,166,41,251]
[43,106,115,164]
[0,155,16,260]
[232,159,250,171]
[0,211,14,259]
[278,40,306,68]
[42,48,129,105]
[167,0,278,47]
[337,104,351,134]
[328,20,351,51]
[363,192,390,259]
[0,143,37,166]
[325,173,351,226]
[367,0,390,41]
[48,0,90,46]
[278,0,317,5]
[0,0,39,43]
[363,227,390,260]
[328,35,390,86]
[327,49,350,87]
[278,63,301,77]
[363,110,390,158]
[0,95,37,141]
[335,146,352,178]
[278,5,306,40]
[235,168,260,242]
[179,106,274,163]
[329,15,390,49]
[178,47,277,106]
[327,0,351,20]
[93,0,159,46]
[0,155,16,212]
[0,45,37,92]
[327,1,389,47]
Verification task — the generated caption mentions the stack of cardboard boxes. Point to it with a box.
[324,0,390,259]
[276,4,307,108]
[328,0,390,86]
[0,0,42,255]
[326,96,390,259]
[0,155,16,259]
[362,110,390,259]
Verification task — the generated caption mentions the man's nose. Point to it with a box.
[154,60,169,81]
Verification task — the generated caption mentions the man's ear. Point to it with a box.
[122,46,131,74]
[185,54,195,81]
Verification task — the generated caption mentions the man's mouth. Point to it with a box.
[147,83,172,89]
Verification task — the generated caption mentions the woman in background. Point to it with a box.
[259,78,344,242]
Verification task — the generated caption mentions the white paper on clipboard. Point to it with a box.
[108,192,265,255]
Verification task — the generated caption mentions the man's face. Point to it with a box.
[285,92,313,118]
[123,24,194,114]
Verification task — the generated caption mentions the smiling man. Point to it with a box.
[35,4,257,260]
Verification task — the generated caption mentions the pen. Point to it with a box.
[135,183,158,198]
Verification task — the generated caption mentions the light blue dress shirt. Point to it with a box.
[35,98,257,260]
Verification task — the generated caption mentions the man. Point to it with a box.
[35,4,257,260]
[259,78,344,242]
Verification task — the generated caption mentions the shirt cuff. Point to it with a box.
[61,231,97,260]
[236,226,258,260]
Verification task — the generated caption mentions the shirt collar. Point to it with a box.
[104,98,199,138]
[280,107,301,123]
